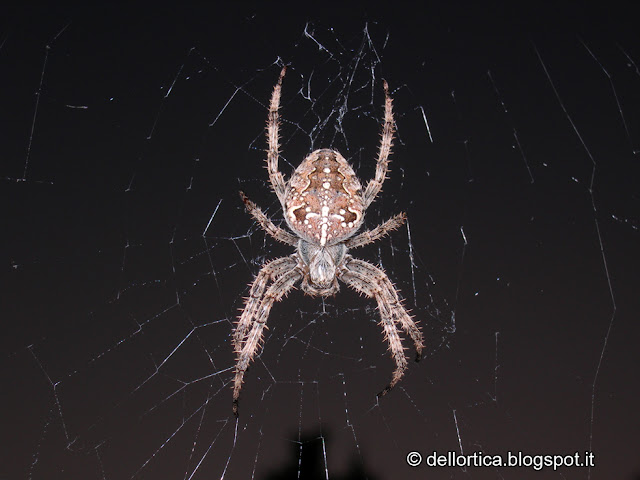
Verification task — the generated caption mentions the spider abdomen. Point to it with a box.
[285,149,364,246]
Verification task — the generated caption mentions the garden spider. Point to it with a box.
[232,67,424,416]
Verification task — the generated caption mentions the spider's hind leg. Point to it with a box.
[265,66,288,206]
[363,80,395,209]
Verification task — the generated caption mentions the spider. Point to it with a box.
[232,67,424,416]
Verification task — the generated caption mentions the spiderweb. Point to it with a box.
[3,7,639,480]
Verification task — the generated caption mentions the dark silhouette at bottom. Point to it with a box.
[263,427,380,480]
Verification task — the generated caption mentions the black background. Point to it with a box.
[2,4,639,480]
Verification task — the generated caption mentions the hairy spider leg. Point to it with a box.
[363,80,395,209]
[345,212,407,249]
[339,256,424,396]
[266,66,288,206]
[239,191,298,246]
[233,262,302,416]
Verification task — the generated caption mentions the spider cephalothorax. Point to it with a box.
[232,67,424,416]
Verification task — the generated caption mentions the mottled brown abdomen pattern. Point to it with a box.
[285,149,364,246]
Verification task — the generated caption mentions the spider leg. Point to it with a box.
[233,262,302,416]
[266,66,288,206]
[339,256,424,397]
[345,257,424,362]
[239,191,298,246]
[363,80,395,209]
[345,212,406,250]
[233,255,298,352]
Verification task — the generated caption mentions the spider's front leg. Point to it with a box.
[233,255,297,352]
[339,256,424,397]
[233,263,302,417]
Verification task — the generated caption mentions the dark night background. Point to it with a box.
[2,4,639,480]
